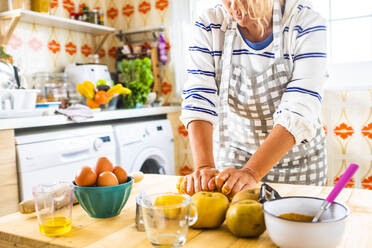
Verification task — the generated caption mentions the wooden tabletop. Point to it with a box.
[0,175,371,248]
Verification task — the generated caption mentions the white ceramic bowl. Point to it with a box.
[263,196,349,248]
[0,89,39,111]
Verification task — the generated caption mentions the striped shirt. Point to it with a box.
[180,0,328,145]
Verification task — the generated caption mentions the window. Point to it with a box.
[312,0,372,64]
[189,0,372,64]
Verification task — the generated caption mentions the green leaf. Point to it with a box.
[119,57,154,108]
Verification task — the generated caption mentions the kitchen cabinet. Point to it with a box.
[0,129,18,216]
[0,174,371,247]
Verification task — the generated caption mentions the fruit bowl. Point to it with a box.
[73,176,133,218]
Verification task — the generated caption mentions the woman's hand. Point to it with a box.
[182,166,219,195]
[215,167,258,197]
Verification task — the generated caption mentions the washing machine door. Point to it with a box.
[132,147,169,174]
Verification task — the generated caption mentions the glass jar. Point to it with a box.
[32,72,54,103]
[88,54,99,64]
[30,0,49,13]
[52,72,68,108]
[52,72,80,108]
[90,9,99,24]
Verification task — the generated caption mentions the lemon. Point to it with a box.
[154,194,186,219]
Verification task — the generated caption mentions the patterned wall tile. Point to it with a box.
[322,90,372,189]
[167,112,194,176]
[122,0,136,29]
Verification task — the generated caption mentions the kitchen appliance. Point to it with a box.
[15,125,116,201]
[65,63,112,88]
[113,118,175,175]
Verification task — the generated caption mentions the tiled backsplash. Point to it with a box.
[323,89,372,190]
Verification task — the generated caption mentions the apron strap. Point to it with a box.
[272,0,285,60]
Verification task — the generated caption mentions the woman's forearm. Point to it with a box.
[188,120,216,169]
[243,124,295,181]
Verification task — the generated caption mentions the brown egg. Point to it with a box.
[95,157,114,175]
[75,166,97,186]
[113,166,128,184]
[97,171,119,187]
[131,171,144,183]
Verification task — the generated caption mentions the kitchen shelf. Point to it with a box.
[0,9,115,49]
[116,26,165,44]
[0,9,115,35]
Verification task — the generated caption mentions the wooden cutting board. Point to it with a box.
[0,174,371,248]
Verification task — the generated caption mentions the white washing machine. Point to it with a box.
[113,119,175,175]
[15,125,116,201]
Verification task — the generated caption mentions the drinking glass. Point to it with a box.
[32,182,74,236]
[139,193,197,247]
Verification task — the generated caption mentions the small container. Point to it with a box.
[30,0,49,13]
[0,89,39,110]
[70,12,77,20]
[263,196,349,248]
[98,10,104,25]
[82,6,90,22]
[52,72,79,108]
[139,193,198,247]
[88,54,99,64]
[90,9,99,24]
[135,193,145,232]
[32,182,74,236]
[32,72,54,103]
[78,11,84,21]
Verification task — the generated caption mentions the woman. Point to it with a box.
[180,0,328,197]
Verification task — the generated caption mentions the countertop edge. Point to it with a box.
[0,106,181,130]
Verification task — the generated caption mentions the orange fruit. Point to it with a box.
[94,90,108,105]
[87,98,100,109]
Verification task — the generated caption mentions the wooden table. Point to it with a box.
[0,175,371,248]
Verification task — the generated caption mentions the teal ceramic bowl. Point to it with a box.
[74,176,133,218]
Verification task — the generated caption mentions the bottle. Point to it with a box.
[99,10,104,25]
[82,6,90,22]
[30,0,49,13]
[91,9,99,24]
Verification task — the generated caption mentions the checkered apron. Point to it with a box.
[215,0,327,185]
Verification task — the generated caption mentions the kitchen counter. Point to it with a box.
[0,106,181,130]
[0,175,371,248]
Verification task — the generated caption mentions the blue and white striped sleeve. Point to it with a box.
[180,13,220,129]
[274,9,328,145]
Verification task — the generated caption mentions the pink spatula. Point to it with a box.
[312,163,359,222]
